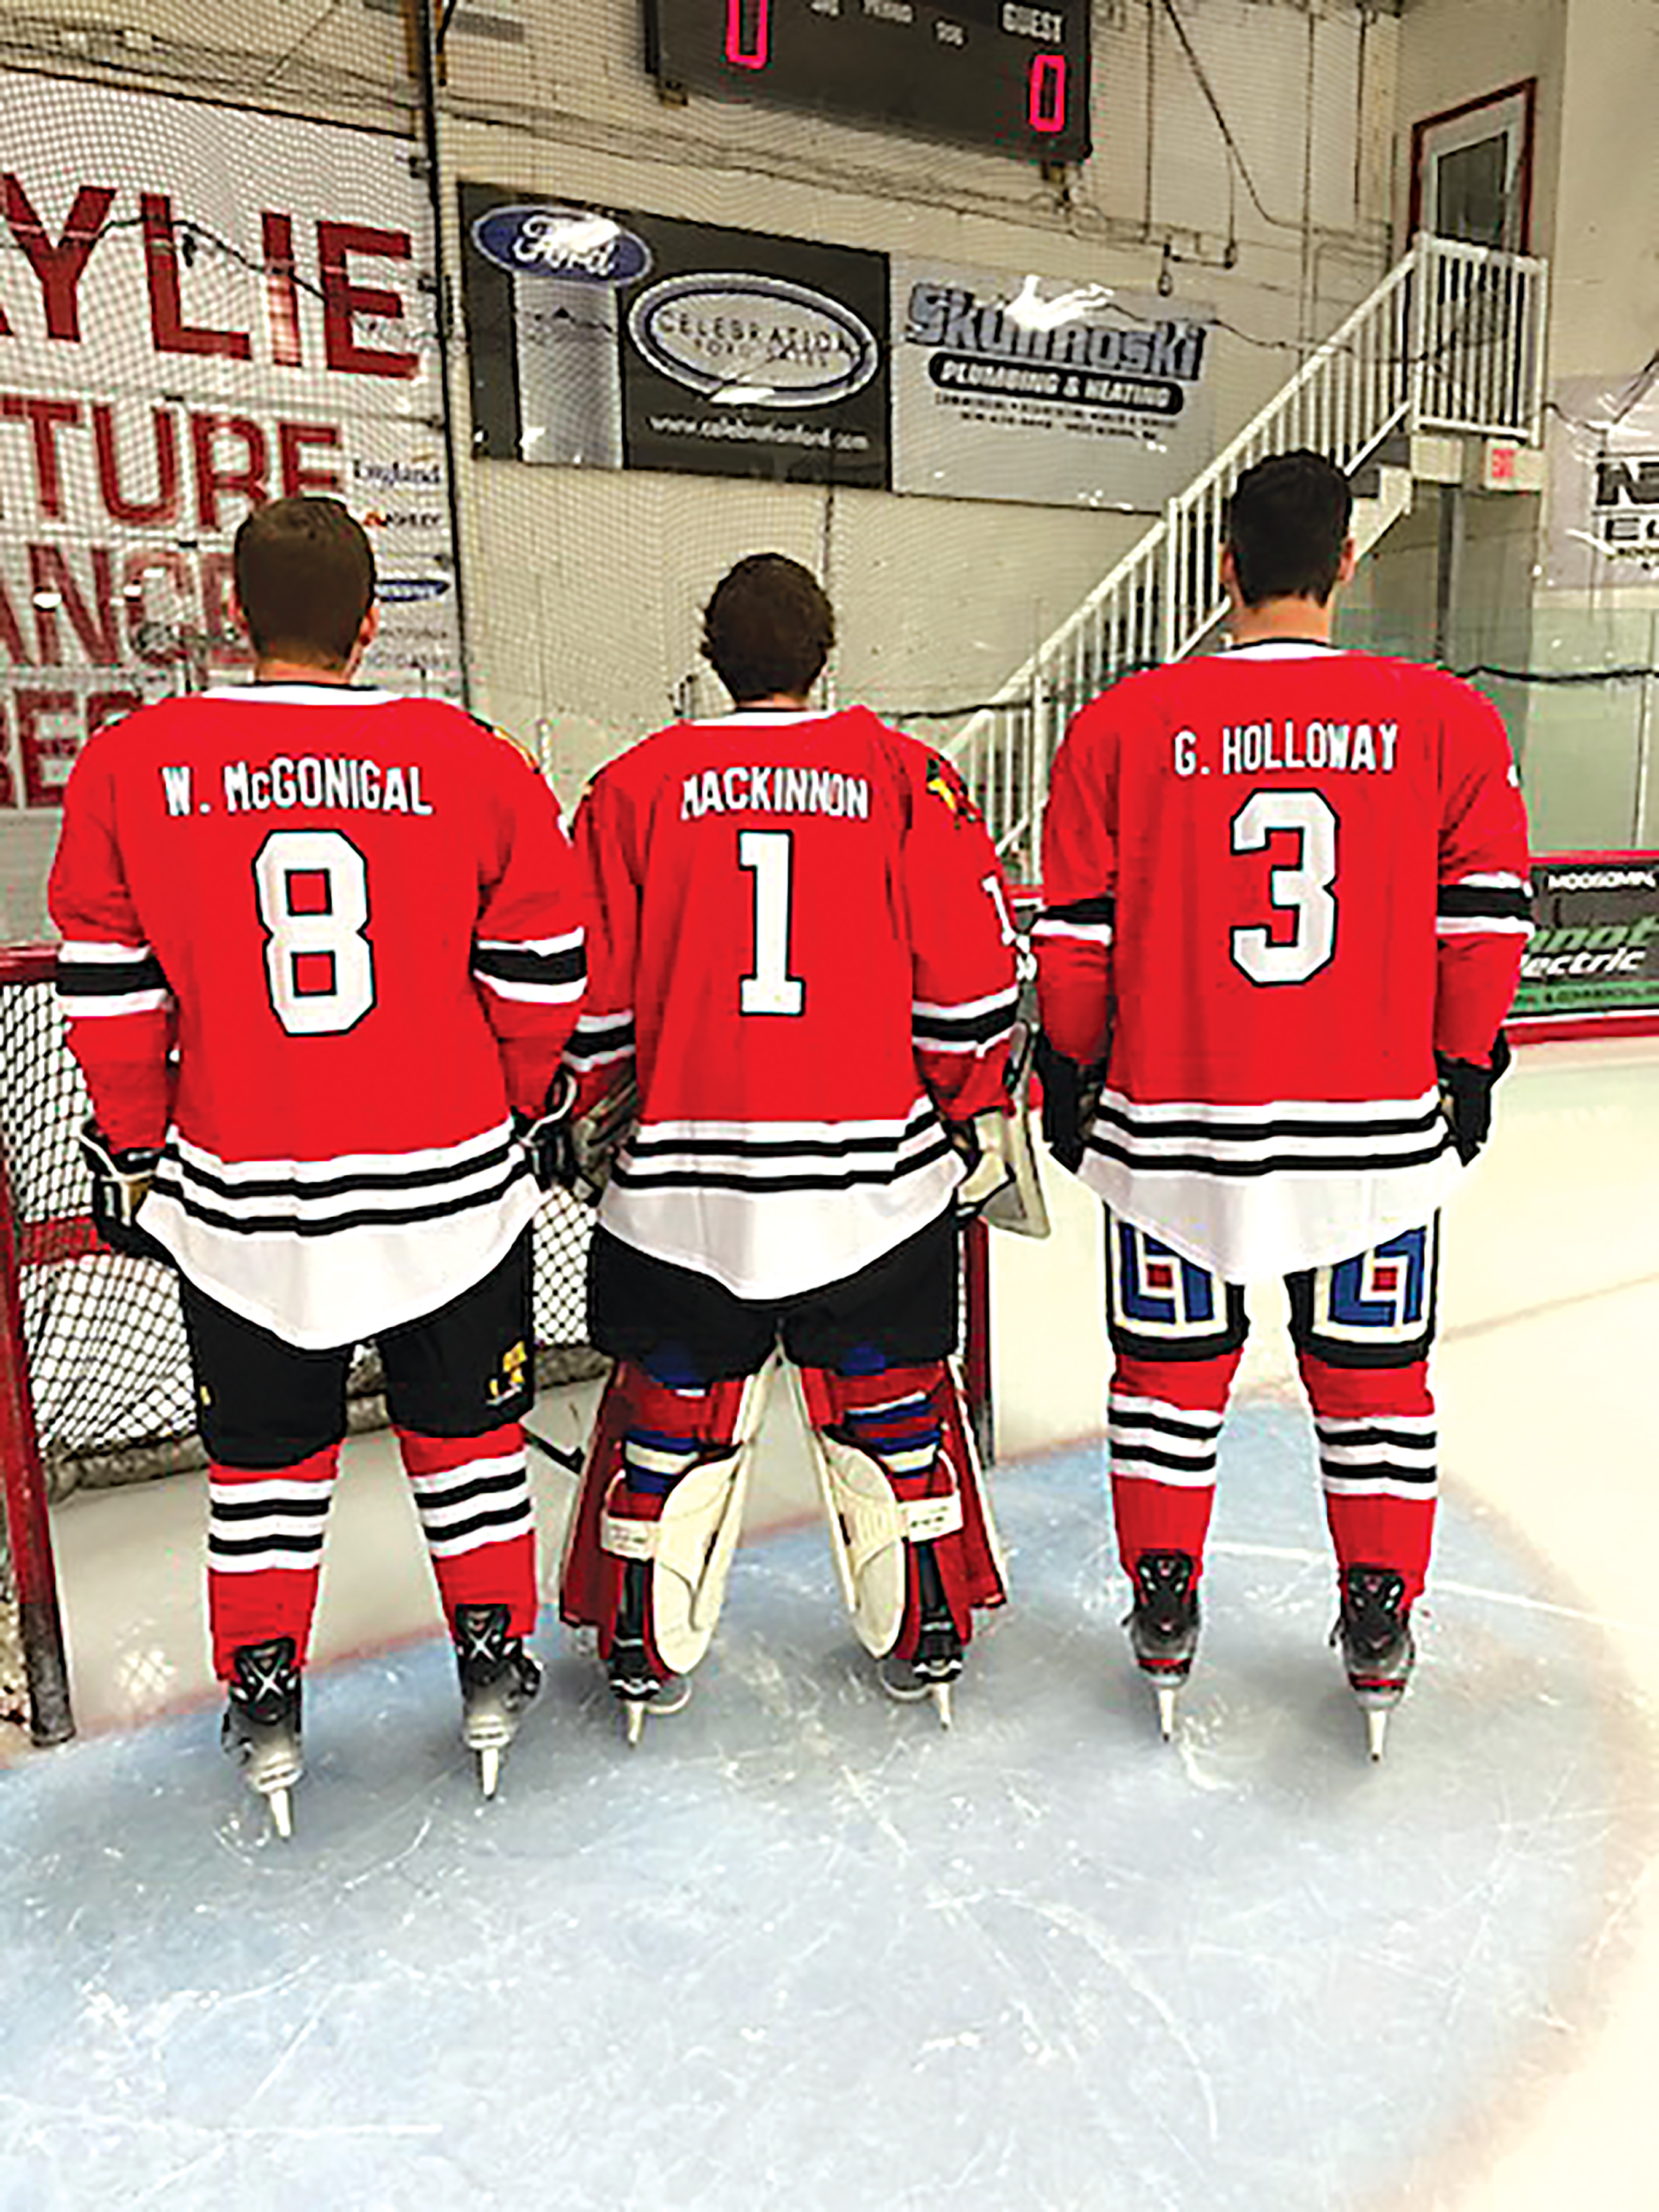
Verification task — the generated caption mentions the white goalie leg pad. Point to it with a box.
[809,1432,965,1660]
[595,1363,772,1677]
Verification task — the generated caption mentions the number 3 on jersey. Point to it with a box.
[253,828,376,1035]
[1229,790,1338,986]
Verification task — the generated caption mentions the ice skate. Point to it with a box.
[877,1550,962,1729]
[452,1604,541,1798]
[1125,1551,1200,1742]
[222,1637,303,1838]
[608,1562,691,1746]
[1333,1566,1414,1761]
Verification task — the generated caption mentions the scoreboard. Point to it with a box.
[645,1,1092,168]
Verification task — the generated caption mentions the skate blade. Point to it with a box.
[265,1784,293,1840]
[620,1678,691,1746]
[1155,1682,1180,1742]
[930,1681,953,1731]
[1365,1706,1389,1762]
[479,1744,502,1798]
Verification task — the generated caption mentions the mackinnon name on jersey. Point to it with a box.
[1172,721,1401,777]
[680,766,872,821]
[160,759,437,817]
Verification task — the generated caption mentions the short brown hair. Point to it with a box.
[1223,450,1353,606]
[700,554,834,704]
[233,497,376,665]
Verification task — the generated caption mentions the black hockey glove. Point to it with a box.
[517,1071,641,1205]
[1033,1030,1107,1174]
[78,1120,170,1264]
[1435,1030,1513,1165]
[515,1070,579,1194]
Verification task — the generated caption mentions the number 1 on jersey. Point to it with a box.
[738,828,805,1016]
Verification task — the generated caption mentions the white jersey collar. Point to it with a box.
[1223,639,1349,661]
[201,683,402,705]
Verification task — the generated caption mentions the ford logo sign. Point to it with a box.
[378,576,452,603]
[470,204,653,285]
[627,275,880,407]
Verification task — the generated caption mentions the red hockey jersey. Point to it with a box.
[1037,641,1532,1277]
[566,707,1020,1300]
[50,684,587,1347]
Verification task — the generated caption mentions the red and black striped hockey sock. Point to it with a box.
[206,1442,339,1681]
[397,1421,538,1640]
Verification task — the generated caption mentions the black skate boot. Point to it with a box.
[452,1603,541,1798]
[607,1562,689,1747]
[1333,1566,1414,1762]
[878,1545,963,1730]
[1125,1551,1200,1742]
[222,1637,303,1838]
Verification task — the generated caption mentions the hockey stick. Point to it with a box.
[524,1424,584,1475]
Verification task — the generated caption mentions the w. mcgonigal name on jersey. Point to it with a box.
[159,756,437,817]
[1172,720,1401,778]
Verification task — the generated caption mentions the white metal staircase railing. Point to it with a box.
[949,232,1549,869]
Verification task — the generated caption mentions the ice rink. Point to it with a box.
[3,1037,1657,2212]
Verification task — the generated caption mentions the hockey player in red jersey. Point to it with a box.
[556,554,1018,1738]
[1035,451,1531,1755]
[49,498,587,1830]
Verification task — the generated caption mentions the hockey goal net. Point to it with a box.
[0,941,603,1743]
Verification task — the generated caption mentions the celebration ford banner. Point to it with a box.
[458,186,890,490]
[890,258,1215,510]
[1511,853,1659,1022]
[0,72,463,811]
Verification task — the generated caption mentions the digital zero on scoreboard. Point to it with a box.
[645,1,1092,167]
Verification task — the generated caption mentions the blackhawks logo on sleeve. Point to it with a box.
[925,754,984,826]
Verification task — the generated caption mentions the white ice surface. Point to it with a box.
[2,1038,1658,2212]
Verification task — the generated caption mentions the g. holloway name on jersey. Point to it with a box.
[159,757,436,817]
[1172,721,1400,777]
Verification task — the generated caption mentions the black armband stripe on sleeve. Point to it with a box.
[56,953,171,1000]
[471,942,587,989]
[1436,883,1533,922]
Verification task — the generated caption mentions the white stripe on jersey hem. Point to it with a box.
[170,1120,514,1188]
[1095,1086,1443,1130]
[629,1100,937,1148]
[138,1179,539,1351]
[1448,871,1528,889]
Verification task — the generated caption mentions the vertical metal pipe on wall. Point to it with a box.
[412,0,475,708]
